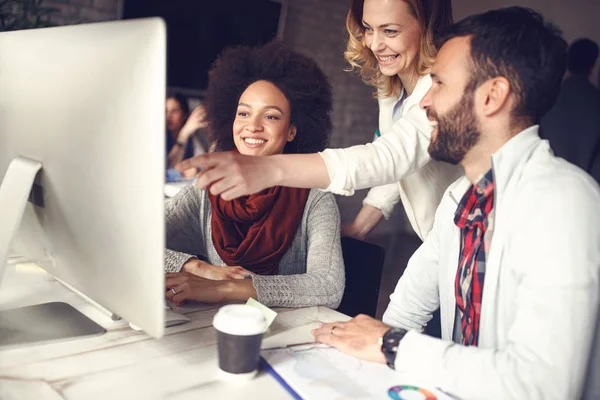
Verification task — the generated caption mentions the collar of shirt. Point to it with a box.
[454,168,495,229]
[448,125,542,205]
[391,88,407,122]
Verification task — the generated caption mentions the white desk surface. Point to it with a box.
[0,264,350,400]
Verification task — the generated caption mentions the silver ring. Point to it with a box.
[171,287,177,295]
[330,326,337,335]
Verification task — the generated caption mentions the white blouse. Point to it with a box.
[319,74,462,240]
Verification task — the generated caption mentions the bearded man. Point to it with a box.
[311,7,600,400]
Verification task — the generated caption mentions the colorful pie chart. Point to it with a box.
[388,385,438,400]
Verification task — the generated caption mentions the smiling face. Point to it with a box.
[362,0,422,78]
[420,37,481,165]
[233,80,296,157]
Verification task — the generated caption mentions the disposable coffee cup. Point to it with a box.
[213,304,267,381]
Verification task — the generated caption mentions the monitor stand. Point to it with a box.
[0,156,106,347]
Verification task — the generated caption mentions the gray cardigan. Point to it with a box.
[164,184,345,308]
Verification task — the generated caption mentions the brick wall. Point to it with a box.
[44,0,122,25]
[282,0,414,237]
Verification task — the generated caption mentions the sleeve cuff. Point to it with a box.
[363,195,396,219]
[362,184,402,219]
[394,330,449,377]
[319,149,355,196]
[164,249,196,273]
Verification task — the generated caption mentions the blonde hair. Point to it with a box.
[344,0,453,98]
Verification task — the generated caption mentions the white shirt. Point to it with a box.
[382,126,600,400]
[319,75,462,240]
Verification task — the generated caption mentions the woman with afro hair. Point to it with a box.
[163,43,345,309]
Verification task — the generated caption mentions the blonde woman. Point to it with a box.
[341,0,462,240]
[179,0,463,243]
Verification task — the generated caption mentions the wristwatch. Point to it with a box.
[380,327,408,369]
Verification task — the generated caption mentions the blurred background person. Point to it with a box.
[541,38,600,183]
[166,91,210,178]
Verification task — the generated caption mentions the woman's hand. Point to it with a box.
[165,272,228,305]
[178,152,280,200]
[165,272,258,306]
[181,167,199,179]
[341,204,384,240]
[177,152,329,201]
[182,259,253,280]
[178,105,208,142]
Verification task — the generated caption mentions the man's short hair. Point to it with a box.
[438,7,568,123]
[568,38,599,75]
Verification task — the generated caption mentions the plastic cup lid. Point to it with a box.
[213,304,267,336]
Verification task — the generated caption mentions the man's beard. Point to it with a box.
[427,90,480,165]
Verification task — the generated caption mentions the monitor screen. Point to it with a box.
[0,18,167,339]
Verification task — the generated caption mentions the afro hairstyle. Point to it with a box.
[205,42,333,154]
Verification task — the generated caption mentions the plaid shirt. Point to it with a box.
[454,169,495,346]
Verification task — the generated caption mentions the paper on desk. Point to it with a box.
[262,345,454,400]
[246,298,277,328]
[261,322,320,350]
[15,263,45,273]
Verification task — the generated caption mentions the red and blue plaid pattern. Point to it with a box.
[454,169,495,346]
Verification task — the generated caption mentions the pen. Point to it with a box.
[262,342,327,351]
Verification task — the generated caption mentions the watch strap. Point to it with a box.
[380,327,408,369]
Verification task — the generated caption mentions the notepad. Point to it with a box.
[246,298,278,328]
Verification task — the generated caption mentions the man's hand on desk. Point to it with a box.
[182,259,253,280]
[312,314,390,365]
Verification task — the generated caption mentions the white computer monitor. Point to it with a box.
[0,18,166,341]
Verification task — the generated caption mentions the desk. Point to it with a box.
[0,264,350,399]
